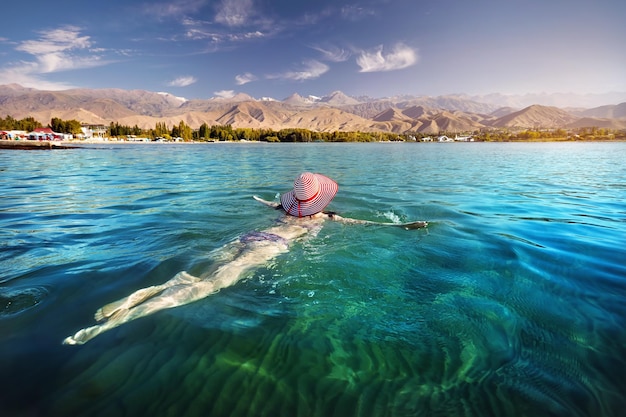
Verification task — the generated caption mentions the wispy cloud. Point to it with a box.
[143,0,207,20]
[235,72,257,85]
[143,0,328,58]
[183,22,265,43]
[0,64,76,90]
[176,7,268,52]
[311,45,351,62]
[214,89,235,98]
[15,26,95,73]
[340,4,376,22]
[356,43,418,72]
[0,26,112,89]
[268,60,329,81]
[167,75,197,87]
[215,0,254,27]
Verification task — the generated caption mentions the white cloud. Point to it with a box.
[15,26,95,73]
[311,45,350,62]
[340,5,376,21]
[356,43,418,72]
[0,26,111,89]
[214,89,235,98]
[167,76,198,87]
[233,31,264,41]
[269,60,329,81]
[143,0,206,20]
[215,0,254,27]
[16,27,91,55]
[145,0,277,54]
[0,64,75,90]
[235,72,257,85]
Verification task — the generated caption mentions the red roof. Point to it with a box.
[33,127,55,134]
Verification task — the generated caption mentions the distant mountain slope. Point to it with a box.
[490,107,519,118]
[216,102,291,127]
[470,92,626,109]
[566,117,626,129]
[1,84,624,133]
[373,108,414,123]
[319,91,360,106]
[580,102,626,119]
[283,107,373,132]
[282,93,317,106]
[336,100,396,119]
[490,105,579,128]
[399,95,496,114]
[371,106,483,133]
[401,105,436,119]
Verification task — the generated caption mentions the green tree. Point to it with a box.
[198,123,209,140]
[210,124,235,141]
[155,122,169,138]
[178,120,193,141]
[50,117,64,133]
[0,115,17,130]
[0,115,42,131]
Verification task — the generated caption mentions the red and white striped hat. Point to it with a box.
[280,172,338,217]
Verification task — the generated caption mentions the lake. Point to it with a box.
[1,141,625,417]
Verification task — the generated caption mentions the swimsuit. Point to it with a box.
[240,231,288,246]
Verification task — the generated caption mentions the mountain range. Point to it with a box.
[1,84,625,133]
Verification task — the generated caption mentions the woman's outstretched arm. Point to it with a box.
[253,195,281,209]
[323,212,428,229]
[253,195,428,229]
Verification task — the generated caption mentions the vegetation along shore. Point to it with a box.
[1,115,624,145]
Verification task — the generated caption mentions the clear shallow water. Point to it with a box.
[1,142,625,417]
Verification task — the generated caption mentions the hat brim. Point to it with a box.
[280,173,338,217]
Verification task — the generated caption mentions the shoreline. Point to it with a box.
[0,140,77,150]
[2,138,624,150]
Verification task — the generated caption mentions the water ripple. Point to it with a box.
[1,143,625,417]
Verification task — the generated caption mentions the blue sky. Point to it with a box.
[0,0,624,100]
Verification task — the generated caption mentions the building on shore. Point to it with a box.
[27,127,72,141]
[0,130,28,140]
[79,124,107,140]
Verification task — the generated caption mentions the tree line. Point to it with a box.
[1,115,83,134]
[104,120,626,142]
[107,120,407,142]
[3,115,624,142]
[474,127,624,141]
[0,115,43,131]
[0,115,409,141]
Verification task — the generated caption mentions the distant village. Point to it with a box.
[0,124,183,143]
[409,135,474,142]
[1,124,106,141]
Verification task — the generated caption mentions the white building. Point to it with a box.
[80,124,107,140]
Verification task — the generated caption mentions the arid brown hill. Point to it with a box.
[490,105,579,129]
[1,84,624,133]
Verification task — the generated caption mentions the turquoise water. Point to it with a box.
[1,142,625,417]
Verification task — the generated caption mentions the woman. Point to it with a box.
[64,173,427,345]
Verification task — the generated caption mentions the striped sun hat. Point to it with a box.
[280,172,338,217]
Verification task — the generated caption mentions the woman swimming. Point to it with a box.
[63,173,427,345]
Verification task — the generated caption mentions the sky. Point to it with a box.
[0,0,624,100]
